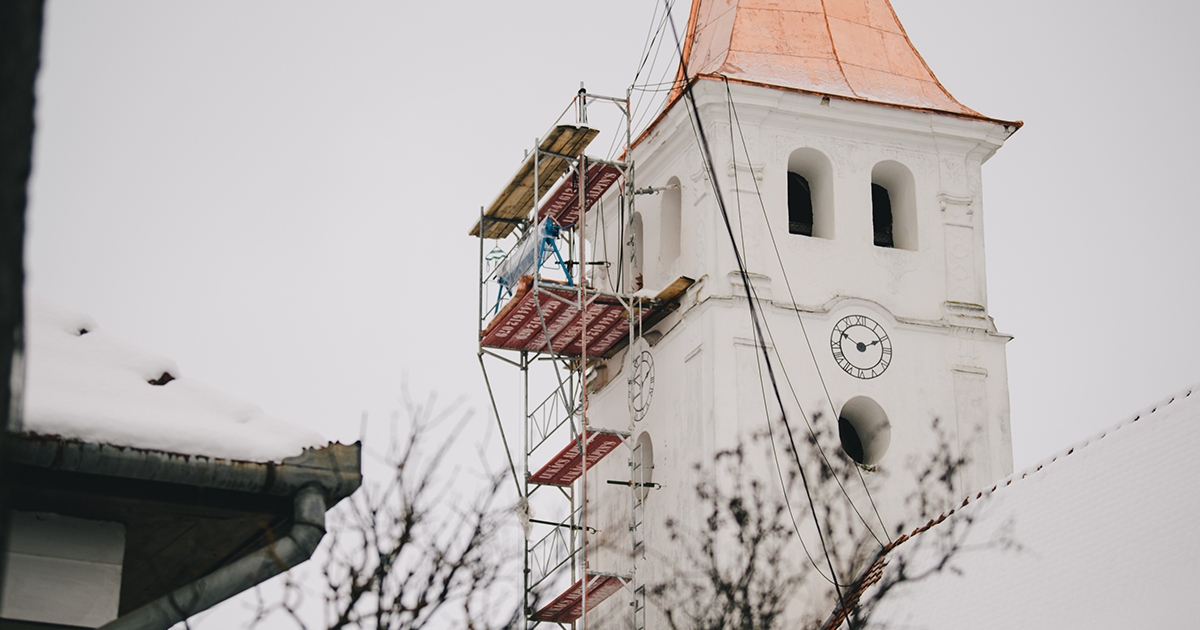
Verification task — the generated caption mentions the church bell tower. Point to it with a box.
[471,0,1021,626]
[580,0,1021,623]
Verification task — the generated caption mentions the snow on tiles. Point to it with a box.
[21,294,325,462]
[864,384,1200,629]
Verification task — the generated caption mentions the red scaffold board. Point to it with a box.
[480,277,641,358]
[531,574,624,623]
[528,431,625,486]
[537,162,623,227]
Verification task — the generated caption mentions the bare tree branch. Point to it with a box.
[251,393,520,630]
[653,415,1019,630]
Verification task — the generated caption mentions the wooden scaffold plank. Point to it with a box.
[479,277,631,358]
[469,124,599,239]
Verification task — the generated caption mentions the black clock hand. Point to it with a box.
[842,332,870,353]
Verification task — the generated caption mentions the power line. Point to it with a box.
[663,1,846,601]
[632,0,676,87]
[721,79,891,544]
[608,0,679,162]
[725,92,838,586]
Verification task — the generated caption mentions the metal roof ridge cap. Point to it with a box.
[1006,383,1199,487]
[865,383,1200,565]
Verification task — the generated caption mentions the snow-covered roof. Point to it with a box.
[853,383,1200,629]
[20,295,325,462]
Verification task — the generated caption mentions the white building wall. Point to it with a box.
[1,511,125,628]
[581,79,1016,626]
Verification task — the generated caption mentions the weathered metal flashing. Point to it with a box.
[5,434,361,629]
[4,434,361,504]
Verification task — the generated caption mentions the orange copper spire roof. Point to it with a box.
[669,0,983,118]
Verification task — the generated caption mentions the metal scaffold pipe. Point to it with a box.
[472,87,641,628]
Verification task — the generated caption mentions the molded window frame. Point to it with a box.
[786,148,834,239]
[628,211,644,291]
[870,161,918,251]
[659,176,682,271]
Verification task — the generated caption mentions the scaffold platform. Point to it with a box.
[528,430,627,486]
[471,88,676,629]
[470,124,599,239]
[537,162,623,227]
[530,573,627,623]
[480,276,642,357]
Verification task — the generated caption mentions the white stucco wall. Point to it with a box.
[1,511,125,627]
[579,80,1017,627]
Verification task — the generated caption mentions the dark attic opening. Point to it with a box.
[839,416,866,464]
[788,172,814,236]
[872,183,895,248]
[837,396,891,465]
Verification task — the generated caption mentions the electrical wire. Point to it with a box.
[604,0,668,161]
[630,2,687,149]
[663,1,846,601]
[630,64,683,137]
[609,0,680,163]
[724,89,838,586]
[721,80,892,543]
[632,0,676,87]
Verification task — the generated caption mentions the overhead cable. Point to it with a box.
[663,1,846,600]
[721,80,891,544]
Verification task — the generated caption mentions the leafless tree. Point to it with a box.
[650,444,803,630]
[251,394,521,630]
[842,419,1021,630]
[650,413,1017,630]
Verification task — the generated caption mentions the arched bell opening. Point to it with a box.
[870,161,917,251]
[786,148,834,239]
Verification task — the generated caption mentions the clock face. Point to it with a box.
[629,350,655,421]
[830,315,892,379]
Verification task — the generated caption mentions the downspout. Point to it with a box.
[99,484,327,630]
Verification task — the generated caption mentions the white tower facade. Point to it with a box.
[579,1,1021,625]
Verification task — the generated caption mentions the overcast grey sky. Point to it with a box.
[23,1,1200,624]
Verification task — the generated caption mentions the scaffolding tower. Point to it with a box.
[472,88,679,629]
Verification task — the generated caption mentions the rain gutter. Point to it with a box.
[4,434,362,630]
[100,484,327,630]
[5,435,361,500]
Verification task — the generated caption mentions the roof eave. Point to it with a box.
[633,74,1021,155]
[5,432,362,505]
